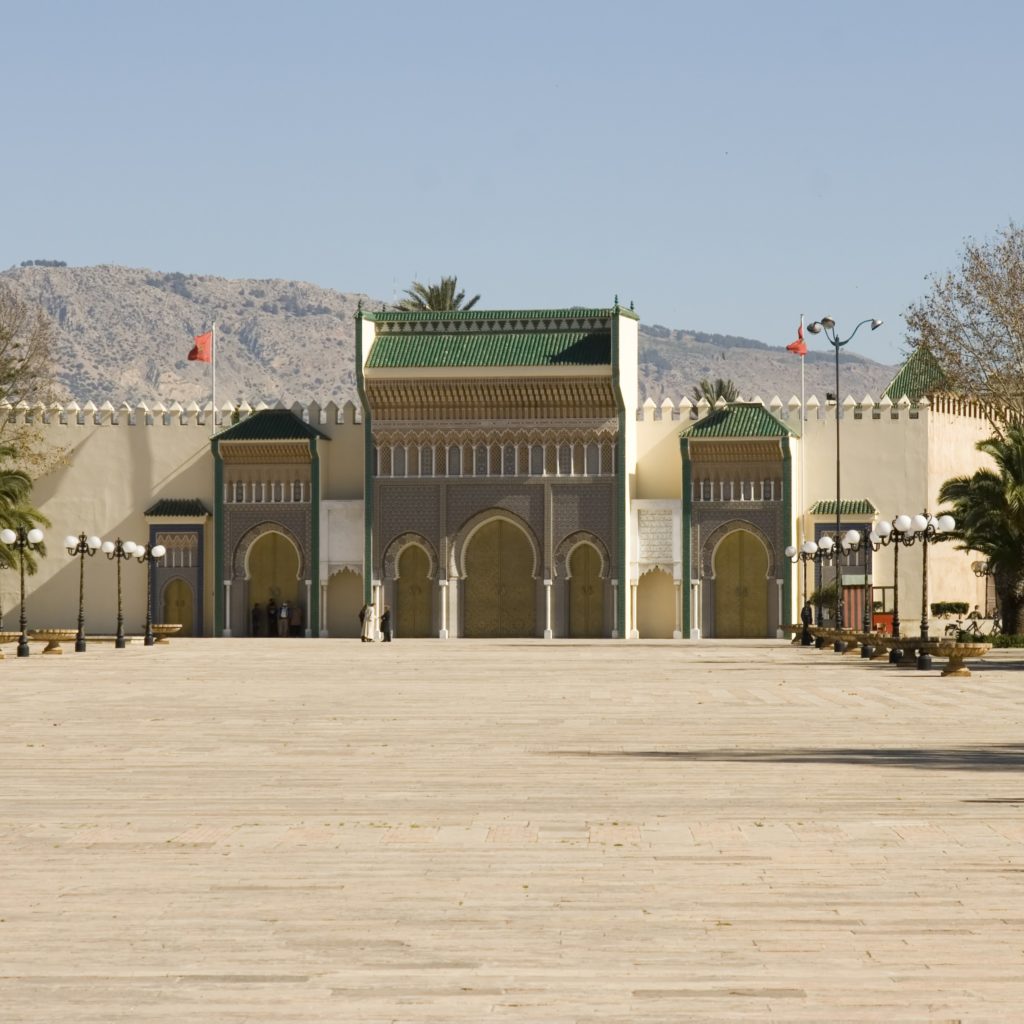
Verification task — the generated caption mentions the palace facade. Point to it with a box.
[6,307,995,641]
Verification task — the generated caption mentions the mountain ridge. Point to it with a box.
[1,264,901,406]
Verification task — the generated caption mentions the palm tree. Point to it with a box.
[938,425,1024,634]
[691,377,738,405]
[395,276,480,312]
[0,442,49,582]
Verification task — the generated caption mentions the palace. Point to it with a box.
[6,305,995,641]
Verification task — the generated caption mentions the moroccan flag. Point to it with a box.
[786,316,807,356]
[188,330,213,362]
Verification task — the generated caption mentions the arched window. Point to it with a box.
[530,444,544,476]
[393,446,406,477]
[447,445,461,476]
[420,445,434,477]
[585,442,599,475]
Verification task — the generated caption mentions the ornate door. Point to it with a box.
[464,520,536,637]
[396,545,433,638]
[161,578,195,636]
[568,544,604,638]
[713,529,769,638]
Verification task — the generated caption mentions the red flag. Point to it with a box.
[786,317,806,356]
[188,330,213,362]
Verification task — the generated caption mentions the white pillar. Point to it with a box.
[319,580,328,637]
[610,579,619,639]
[222,579,233,637]
[438,579,449,639]
[304,578,312,638]
[543,579,553,639]
[775,578,785,638]
[673,579,683,639]
[372,579,382,641]
[690,579,702,640]
[629,581,639,639]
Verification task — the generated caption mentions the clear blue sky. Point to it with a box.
[5,0,1021,364]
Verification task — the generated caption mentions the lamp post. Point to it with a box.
[871,515,915,663]
[135,541,167,646]
[972,560,994,619]
[784,539,820,645]
[65,533,102,652]
[1,527,45,657]
[806,316,883,647]
[102,538,138,649]
[909,511,955,670]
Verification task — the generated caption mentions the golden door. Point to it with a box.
[396,545,433,638]
[161,578,195,636]
[464,520,536,637]
[713,530,769,638]
[568,544,604,638]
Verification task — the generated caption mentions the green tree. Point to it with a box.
[0,441,49,590]
[938,425,1024,634]
[395,276,480,312]
[691,377,738,405]
[904,222,1024,421]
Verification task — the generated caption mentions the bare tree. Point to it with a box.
[904,223,1024,423]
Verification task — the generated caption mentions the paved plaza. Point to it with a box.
[2,638,1024,1022]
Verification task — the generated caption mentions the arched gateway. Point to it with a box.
[463,519,537,637]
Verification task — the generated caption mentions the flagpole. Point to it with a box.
[799,313,806,550]
[212,320,217,431]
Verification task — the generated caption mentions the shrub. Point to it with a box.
[931,601,969,618]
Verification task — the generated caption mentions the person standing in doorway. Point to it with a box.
[266,598,277,637]
[278,600,289,637]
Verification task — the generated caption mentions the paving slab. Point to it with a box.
[1,638,1023,1021]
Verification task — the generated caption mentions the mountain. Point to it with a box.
[0,265,900,406]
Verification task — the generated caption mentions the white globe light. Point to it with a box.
[152,545,167,558]
[123,541,137,555]
[784,545,797,558]
[802,540,818,555]
[1,528,17,545]
[911,514,928,533]
[937,514,955,533]
[844,529,861,547]
[88,536,102,549]
[893,514,912,533]
[64,535,78,549]
[27,529,44,544]
[877,520,892,537]
[819,535,834,551]
[101,540,115,554]
[869,531,880,545]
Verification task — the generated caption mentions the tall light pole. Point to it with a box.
[1,527,45,657]
[806,316,883,650]
[135,541,167,646]
[102,538,138,649]
[784,539,820,645]
[909,511,955,670]
[65,533,102,652]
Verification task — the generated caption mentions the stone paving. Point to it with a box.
[2,637,1023,1022]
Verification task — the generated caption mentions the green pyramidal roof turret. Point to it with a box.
[882,347,948,402]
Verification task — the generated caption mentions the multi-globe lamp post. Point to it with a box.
[783,539,819,645]
[65,533,102,652]
[103,538,137,649]
[806,316,883,648]
[1,526,46,657]
[134,541,167,646]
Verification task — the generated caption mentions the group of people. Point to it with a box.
[251,599,303,637]
[359,603,392,642]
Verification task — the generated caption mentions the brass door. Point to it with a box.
[568,544,604,638]
[713,530,769,638]
[397,545,433,638]
[161,578,195,636]
[464,520,536,637]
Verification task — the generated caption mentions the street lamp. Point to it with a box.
[1,526,45,657]
[65,533,102,652]
[102,538,138,649]
[806,316,883,643]
[784,539,820,645]
[908,511,955,670]
[871,515,915,663]
[135,541,167,646]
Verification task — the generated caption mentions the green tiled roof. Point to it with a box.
[681,403,793,438]
[364,306,637,322]
[882,346,948,401]
[214,409,328,442]
[810,499,877,516]
[366,331,611,369]
[144,498,210,518]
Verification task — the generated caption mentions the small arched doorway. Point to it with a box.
[247,531,301,633]
[464,519,536,637]
[713,529,769,638]
[637,568,675,638]
[568,543,604,638]
[161,577,195,636]
[397,545,433,637]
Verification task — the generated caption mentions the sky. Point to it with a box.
[4,0,1022,365]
